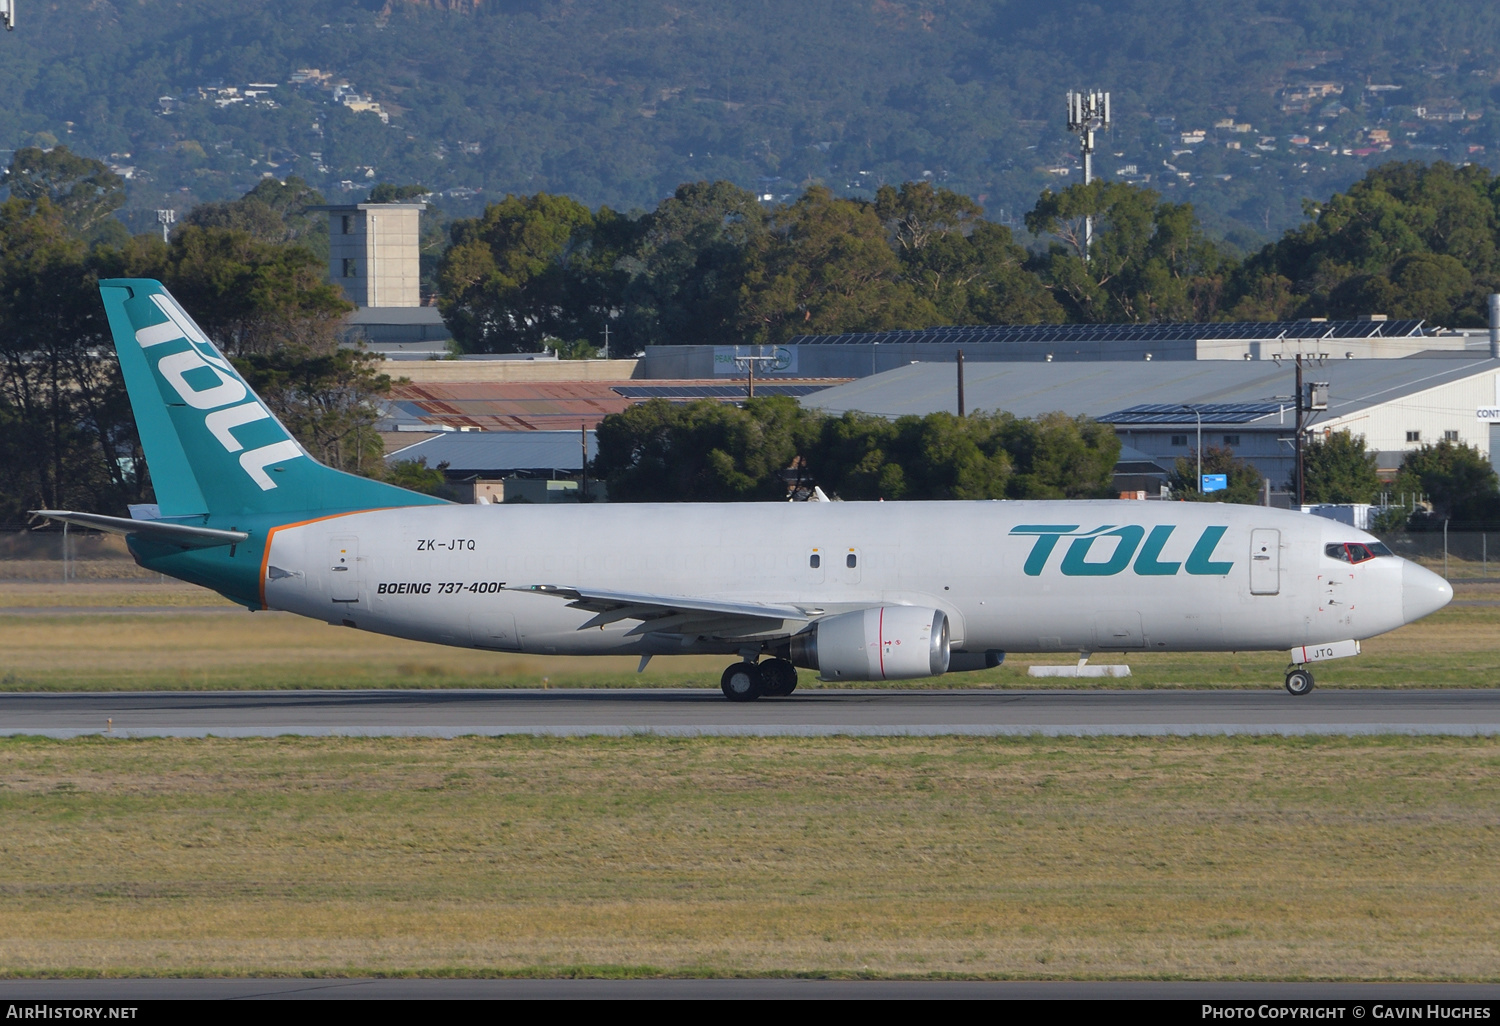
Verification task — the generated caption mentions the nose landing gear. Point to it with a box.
[1284,666,1315,696]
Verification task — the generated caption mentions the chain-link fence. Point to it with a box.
[1376,530,1500,581]
[0,529,159,581]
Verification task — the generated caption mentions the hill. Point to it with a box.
[1,0,1498,245]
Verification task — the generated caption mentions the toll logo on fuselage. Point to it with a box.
[1011,524,1234,577]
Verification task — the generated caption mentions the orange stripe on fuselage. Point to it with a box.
[258,508,395,609]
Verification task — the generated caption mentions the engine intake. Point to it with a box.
[790,606,949,681]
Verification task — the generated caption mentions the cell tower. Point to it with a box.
[1,0,15,31]
[1066,89,1111,258]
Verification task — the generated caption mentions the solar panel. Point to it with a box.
[614,384,832,399]
[790,319,1428,346]
[1098,402,1287,425]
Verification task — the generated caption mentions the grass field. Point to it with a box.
[0,735,1495,979]
[1,579,1496,691]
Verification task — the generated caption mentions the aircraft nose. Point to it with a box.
[1402,559,1453,623]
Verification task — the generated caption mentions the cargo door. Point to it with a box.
[1250,529,1280,595]
[329,536,360,603]
[471,611,521,651]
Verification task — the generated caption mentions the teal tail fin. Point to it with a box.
[100,278,444,518]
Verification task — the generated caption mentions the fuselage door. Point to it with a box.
[1249,529,1280,595]
[330,535,360,603]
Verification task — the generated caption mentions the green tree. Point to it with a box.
[182,176,327,248]
[592,396,807,502]
[1026,181,1228,323]
[541,337,600,360]
[1168,445,1264,504]
[736,186,934,343]
[368,183,432,203]
[1394,440,1500,522]
[875,181,1063,325]
[385,457,450,495]
[619,180,768,348]
[835,412,1013,500]
[1237,162,1500,325]
[1301,430,1381,503]
[0,196,143,519]
[437,192,629,353]
[114,224,352,357]
[994,412,1122,499]
[4,146,125,238]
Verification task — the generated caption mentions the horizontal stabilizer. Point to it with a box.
[31,510,249,550]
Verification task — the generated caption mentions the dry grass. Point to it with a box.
[0,735,1496,978]
[0,581,1496,691]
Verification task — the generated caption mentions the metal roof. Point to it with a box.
[388,381,633,431]
[791,320,1429,346]
[801,357,1500,425]
[387,380,846,431]
[347,307,447,326]
[385,431,598,474]
[613,384,832,399]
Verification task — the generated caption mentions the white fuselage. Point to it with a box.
[260,500,1450,663]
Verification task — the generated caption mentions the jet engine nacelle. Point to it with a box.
[790,606,949,681]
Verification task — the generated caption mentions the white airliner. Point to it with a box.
[36,280,1453,699]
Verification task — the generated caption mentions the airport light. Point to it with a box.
[1066,89,1111,260]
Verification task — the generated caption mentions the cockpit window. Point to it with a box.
[1325,542,1385,564]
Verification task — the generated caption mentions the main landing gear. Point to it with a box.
[1284,665,1315,696]
[719,658,798,702]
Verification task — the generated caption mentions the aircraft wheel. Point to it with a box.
[760,658,798,697]
[1284,667,1315,696]
[720,661,763,702]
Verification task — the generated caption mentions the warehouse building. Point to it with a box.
[801,356,1500,493]
[640,319,1492,379]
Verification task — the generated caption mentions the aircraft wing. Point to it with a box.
[507,584,812,638]
[31,510,248,549]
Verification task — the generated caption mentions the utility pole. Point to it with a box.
[1066,89,1111,260]
[1,1,15,31]
[1292,354,1330,508]
[735,350,775,401]
[956,349,966,418]
[579,424,589,503]
[1295,356,1305,508]
[1180,405,1202,493]
[156,209,175,243]
[601,322,610,361]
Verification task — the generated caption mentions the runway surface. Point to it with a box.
[2,687,1499,737]
[1,978,1498,1000]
